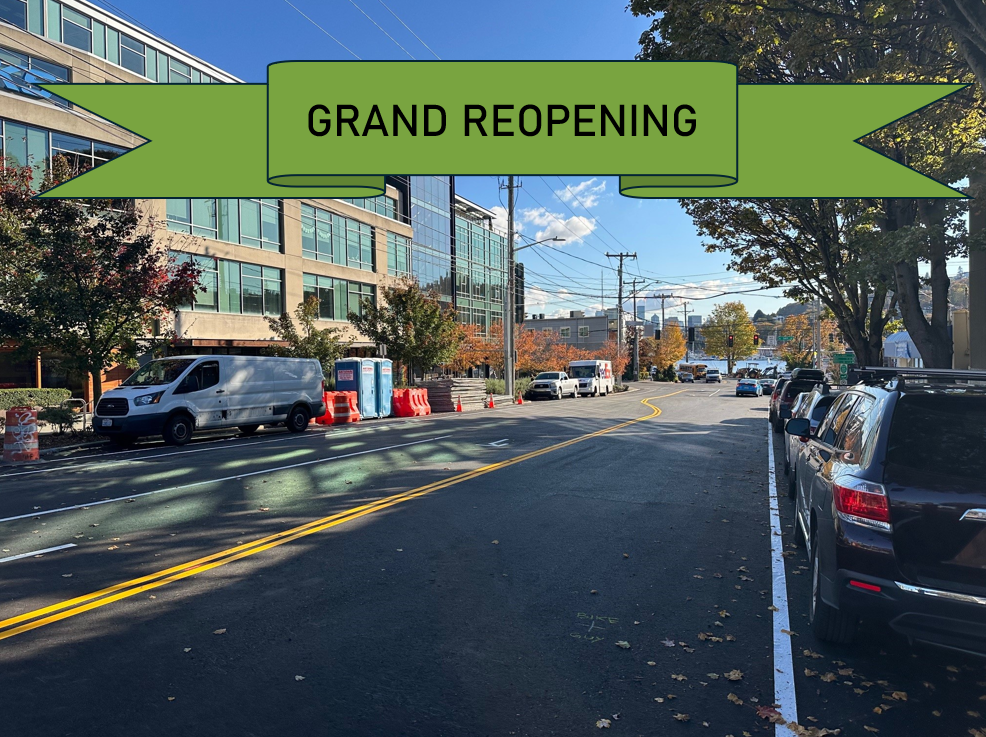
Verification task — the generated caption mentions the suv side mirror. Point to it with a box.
[785,418,810,438]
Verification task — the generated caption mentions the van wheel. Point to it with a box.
[163,415,193,446]
[287,406,310,433]
[238,425,260,436]
[809,535,858,643]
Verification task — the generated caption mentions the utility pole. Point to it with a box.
[629,278,645,379]
[681,301,690,362]
[606,252,636,384]
[501,176,521,398]
[654,293,674,332]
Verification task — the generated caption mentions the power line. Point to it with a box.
[375,0,441,59]
[343,0,416,59]
[281,0,362,59]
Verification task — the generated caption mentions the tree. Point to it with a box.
[265,296,350,375]
[701,302,757,374]
[347,277,462,384]
[630,0,985,367]
[0,159,201,400]
[640,325,686,373]
[775,314,839,369]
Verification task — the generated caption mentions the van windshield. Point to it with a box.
[569,366,596,379]
[122,358,197,386]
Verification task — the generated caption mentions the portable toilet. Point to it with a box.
[374,359,393,418]
[335,358,379,419]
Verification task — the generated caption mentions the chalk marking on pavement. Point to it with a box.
[767,422,799,731]
[0,544,76,564]
[0,392,685,643]
[0,435,450,524]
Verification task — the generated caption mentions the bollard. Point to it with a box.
[3,407,39,463]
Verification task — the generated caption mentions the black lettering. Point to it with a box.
[465,105,487,136]
[393,104,417,136]
[493,105,514,136]
[574,105,595,137]
[674,104,696,136]
[518,105,541,136]
[631,104,637,136]
[600,104,623,137]
[362,104,388,136]
[337,105,360,136]
[547,105,570,136]
[424,105,447,136]
[309,105,331,136]
[643,104,668,136]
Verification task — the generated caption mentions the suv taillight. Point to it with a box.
[833,478,891,530]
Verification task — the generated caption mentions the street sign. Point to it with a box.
[777,336,794,342]
[832,352,855,364]
[839,363,848,380]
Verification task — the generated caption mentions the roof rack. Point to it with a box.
[850,366,986,390]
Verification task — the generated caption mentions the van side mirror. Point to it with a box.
[785,418,810,439]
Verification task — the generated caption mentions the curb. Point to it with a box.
[39,440,108,457]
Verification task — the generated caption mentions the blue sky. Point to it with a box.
[100,0,805,322]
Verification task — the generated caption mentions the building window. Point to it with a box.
[0,0,27,29]
[337,195,399,221]
[301,203,374,271]
[166,199,281,252]
[172,252,282,316]
[0,46,70,106]
[303,273,375,321]
[387,232,411,277]
[120,34,145,76]
[560,327,571,338]
[169,57,191,83]
[578,325,589,338]
[345,218,374,271]
[61,6,91,52]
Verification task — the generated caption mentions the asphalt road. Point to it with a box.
[0,383,983,737]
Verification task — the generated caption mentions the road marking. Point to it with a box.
[767,423,799,731]
[0,435,450,524]
[486,439,509,447]
[710,389,722,397]
[0,393,684,643]
[0,544,76,563]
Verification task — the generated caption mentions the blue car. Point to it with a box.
[735,379,763,397]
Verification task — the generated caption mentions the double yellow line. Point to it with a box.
[0,393,683,643]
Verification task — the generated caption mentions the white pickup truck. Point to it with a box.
[529,371,579,400]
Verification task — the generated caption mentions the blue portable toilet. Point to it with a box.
[374,359,393,418]
[334,358,379,419]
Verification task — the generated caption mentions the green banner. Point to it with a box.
[40,61,967,199]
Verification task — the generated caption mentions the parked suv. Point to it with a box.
[783,385,837,494]
[786,367,986,653]
[771,374,826,433]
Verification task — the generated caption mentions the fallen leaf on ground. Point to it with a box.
[647,661,657,666]
[768,605,779,612]
[654,697,664,703]
[491,540,499,544]
[213,628,227,635]
[707,673,720,680]
[891,692,907,701]
[590,589,598,594]
[183,648,191,653]
[804,669,817,677]
[623,553,629,558]
[673,713,690,722]
[596,718,611,729]
[804,650,824,659]
[671,674,687,681]
[863,727,878,734]
[755,705,786,725]
[719,610,731,618]
[615,641,630,649]
[781,629,798,636]
[724,670,744,681]
[167,697,175,702]
[106,545,119,551]
[258,507,270,512]
[295,675,305,681]
[727,693,743,706]
[820,673,837,683]
[61,574,72,578]
[662,638,676,647]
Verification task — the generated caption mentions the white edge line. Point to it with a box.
[767,421,799,731]
[0,543,77,563]
[0,435,450,524]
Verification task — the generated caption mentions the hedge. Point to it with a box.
[0,388,73,411]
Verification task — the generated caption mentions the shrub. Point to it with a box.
[485,377,532,398]
[38,406,78,434]
[0,388,72,411]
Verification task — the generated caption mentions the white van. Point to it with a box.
[568,359,615,397]
[94,355,325,446]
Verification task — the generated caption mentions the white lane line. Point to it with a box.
[767,422,798,731]
[710,389,722,397]
[486,439,509,447]
[0,543,76,563]
[0,422,426,479]
[0,435,450,524]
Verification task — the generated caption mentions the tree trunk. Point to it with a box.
[894,259,953,368]
[91,369,103,405]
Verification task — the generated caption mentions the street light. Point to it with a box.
[504,236,565,398]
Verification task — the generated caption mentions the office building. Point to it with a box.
[687,315,703,327]
[0,1,509,397]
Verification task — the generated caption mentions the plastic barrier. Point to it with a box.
[412,388,432,416]
[347,391,362,422]
[391,388,415,418]
[3,406,39,463]
[315,391,339,425]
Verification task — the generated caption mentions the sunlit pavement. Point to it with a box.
[0,386,982,736]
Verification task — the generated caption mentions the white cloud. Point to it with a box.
[519,207,596,244]
[489,205,524,242]
[555,178,607,208]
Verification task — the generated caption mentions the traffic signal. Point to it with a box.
[688,327,696,342]
[655,329,661,340]
[753,334,760,346]
[728,334,734,347]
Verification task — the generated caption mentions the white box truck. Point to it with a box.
[568,360,614,397]
[94,355,325,446]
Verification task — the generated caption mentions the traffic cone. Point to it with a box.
[487,392,495,409]
[516,391,524,405]
[456,395,463,412]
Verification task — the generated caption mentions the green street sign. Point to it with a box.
[832,352,855,364]
[777,336,794,342]
[839,364,849,379]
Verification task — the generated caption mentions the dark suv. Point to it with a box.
[786,368,986,653]
[771,372,826,434]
